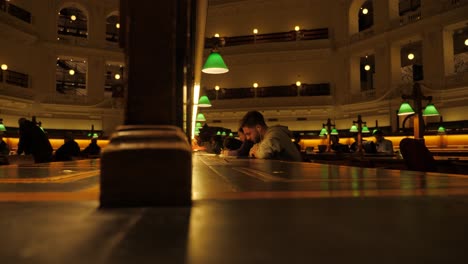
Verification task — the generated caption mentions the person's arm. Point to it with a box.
[254,136,281,159]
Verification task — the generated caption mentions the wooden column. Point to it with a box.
[100,0,193,207]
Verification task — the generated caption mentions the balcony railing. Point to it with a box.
[0,0,31,23]
[1,69,29,88]
[205,28,328,48]
[205,83,330,101]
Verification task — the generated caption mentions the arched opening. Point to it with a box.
[57,6,88,44]
[104,62,124,99]
[453,25,468,74]
[106,14,120,44]
[56,57,88,95]
[360,54,375,91]
[400,41,423,82]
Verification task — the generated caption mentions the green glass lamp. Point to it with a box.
[330,128,339,135]
[349,124,358,133]
[229,132,234,137]
[196,122,202,128]
[198,95,212,107]
[319,127,328,136]
[422,103,440,116]
[0,119,6,132]
[92,133,99,138]
[196,113,206,121]
[216,131,221,136]
[202,51,229,74]
[361,125,370,133]
[221,131,227,136]
[437,126,446,134]
[398,102,415,115]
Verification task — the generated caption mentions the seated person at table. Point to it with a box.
[81,138,101,158]
[330,135,350,153]
[222,128,254,157]
[240,111,302,162]
[54,133,81,161]
[373,129,394,154]
[350,135,376,153]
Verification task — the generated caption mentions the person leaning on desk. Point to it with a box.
[373,129,394,154]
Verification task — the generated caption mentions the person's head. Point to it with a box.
[237,127,246,142]
[64,132,74,142]
[373,129,384,141]
[91,138,98,144]
[239,111,267,143]
[18,117,28,126]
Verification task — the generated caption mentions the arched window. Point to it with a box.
[453,26,468,74]
[104,63,124,98]
[57,7,88,43]
[358,0,373,32]
[360,55,375,91]
[106,15,120,44]
[56,57,87,95]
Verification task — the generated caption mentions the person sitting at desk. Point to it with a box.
[330,135,350,153]
[240,111,302,162]
[373,129,394,154]
[222,128,254,157]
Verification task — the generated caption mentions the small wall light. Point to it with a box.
[215,85,220,91]
[214,33,220,38]
[294,26,300,31]
[70,15,77,21]
[69,69,75,75]
[407,53,415,60]
[464,38,468,46]
[253,28,258,34]
[364,64,371,71]
[114,73,121,80]
[362,8,368,14]
[116,23,120,29]
[253,82,259,88]
[0,64,7,71]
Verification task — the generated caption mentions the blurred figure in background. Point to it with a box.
[17,117,53,163]
[54,133,81,161]
[373,130,394,154]
[222,128,254,157]
[81,138,101,158]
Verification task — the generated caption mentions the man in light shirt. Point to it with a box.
[240,111,302,162]
[373,129,394,154]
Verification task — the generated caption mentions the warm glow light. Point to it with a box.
[215,85,220,91]
[465,38,468,46]
[294,26,300,31]
[362,8,368,14]
[407,53,415,60]
[114,73,121,80]
[253,82,259,88]
[1,64,7,71]
[69,69,75,75]
[253,28,258,34]
[214,33,220,38]
[70,15,77,21]
[364,64,371,71]
[296,81,301,87]
[116,23,120,29]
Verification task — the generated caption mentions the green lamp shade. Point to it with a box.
[229,132,234,137]
[216,131,221,135]
[330,128,339,135]
[422,103,440,116]
[0,123,6,132]
[196,122,202,128]
[202,52,229,74]
[198,95,212,107]
[437,126,446,134]
[196,113,206,121]
[398,102,415,115]
[195,127,200,133]
[319,128,328,136]
[92,133,99,138]
[221,131,227,136]
[349,124,358,133]
[362,125,370,133]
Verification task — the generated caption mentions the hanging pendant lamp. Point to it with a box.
[202,51,229,74]
[422,103,440,116]
[196,113,206,121]
[198,95,212,107]
[397,102,415,115]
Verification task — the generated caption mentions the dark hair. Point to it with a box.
[239,111,266,128]
[373,129,383,136]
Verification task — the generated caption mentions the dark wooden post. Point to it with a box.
[100,0,194,207]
